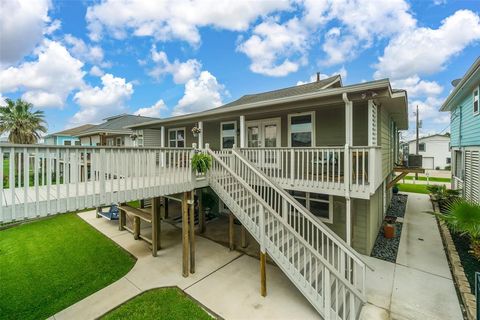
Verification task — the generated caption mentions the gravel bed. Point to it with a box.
[370,194,408,262]
[370,222,403,263]
[386,194,408,218]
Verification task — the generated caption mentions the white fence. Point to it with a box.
[0,144,194,224]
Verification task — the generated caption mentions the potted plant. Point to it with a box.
[392,183,399,194]
[191,126,202,138]
[191,152,212,174]
[439,199,480,259]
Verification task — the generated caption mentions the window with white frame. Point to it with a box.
[221,121,236,149]
[446,157,451,164]
[454,151,463,178]
[289,112,315,147]
[288,190,333,223]
[474,87,479,114]
[168,128,185,147]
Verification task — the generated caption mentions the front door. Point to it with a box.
[246,118,281,167]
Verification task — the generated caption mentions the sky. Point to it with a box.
[0,0,479,140]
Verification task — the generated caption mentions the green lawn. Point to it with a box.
[402,176,451,183]
[397,183,429,194]
[101,288,213,320]
[0,214,136,320]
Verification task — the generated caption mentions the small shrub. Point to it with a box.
[440,199,480,260]
[191,152,212,174]
[427,184,460,211]
[445,165,451,170]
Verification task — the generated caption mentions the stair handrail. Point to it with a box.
[232,147,373,271]
[206,147,367,301]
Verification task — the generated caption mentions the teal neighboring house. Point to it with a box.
[440,57,480,203]
[43,124,96,146]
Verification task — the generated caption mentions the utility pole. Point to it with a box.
[415,105,419,179]
[416,105,419,155]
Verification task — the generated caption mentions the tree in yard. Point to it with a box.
[0,98,47,144]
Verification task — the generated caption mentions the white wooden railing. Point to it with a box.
[207,147,368,319]
[0,144,194,224]
[240,146,381,195]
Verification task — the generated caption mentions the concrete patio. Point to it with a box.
[52,192,462,320]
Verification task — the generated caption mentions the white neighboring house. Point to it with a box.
[405,134,451,169]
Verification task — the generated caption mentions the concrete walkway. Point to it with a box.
[53,192,462,320]
[53,211,319,320]
[361,192,462,320]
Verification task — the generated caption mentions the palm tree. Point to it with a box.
[0,98,47,144]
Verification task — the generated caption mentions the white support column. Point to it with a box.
[346,197,352,246]
[240,115,245,148]
[343,93,353,247]
[198,121,204,149]
[160,126,165,147]
[343,93,353,146]
[160,126,165,167]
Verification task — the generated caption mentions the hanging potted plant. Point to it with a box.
[191,151,212,174]
[191,126,202,138]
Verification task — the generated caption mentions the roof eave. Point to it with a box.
[127,79,393,129]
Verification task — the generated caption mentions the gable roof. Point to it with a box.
[77,114,160,136]
[404,133,450,144]
[221,75,342,108]
[44,124,96,138]
[127,75,408,130]
[440,56,480,112]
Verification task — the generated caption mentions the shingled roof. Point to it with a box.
[45,124,96,138]
[79,114,160,136]
[221,75,342,108]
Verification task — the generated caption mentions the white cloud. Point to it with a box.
[86,0,290,44]
[89,65,104,77]
[0,0,53,65]
[70,73,133,125]
[392,76,443,98]
[238,0,415,75]
[237,17,308,76]
[134,99,167,118]
[149,46,201,84]
[64,34,105,65]
[0,40,85,108]
[374,10,480,80]
[0,94,6,106]
[173,71,225,115]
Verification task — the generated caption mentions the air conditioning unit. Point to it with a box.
[408,154,423,168]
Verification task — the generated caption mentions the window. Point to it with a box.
[288,112,315,147]
[474,88,479,115]
[221,121,236,149]
[116,137,125,146]
[63,140,71,146]
[288,190,333,223]
[106,138,114,146]
[74,140,81,146]
[168,128,185,147]
[446,157,451,164]
[418,142,426,152]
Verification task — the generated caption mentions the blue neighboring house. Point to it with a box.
[440,56,480,203]
[43,124,96,146]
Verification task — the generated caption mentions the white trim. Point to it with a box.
[245,117,281,148]
[288,111,316,147]
[168,127,186,148]
[239,115,245,148]
[220,121,237,149]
